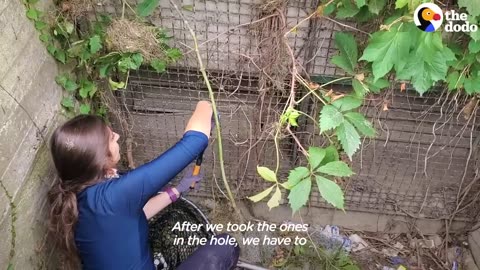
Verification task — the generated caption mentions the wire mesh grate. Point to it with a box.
[104,0,480,221]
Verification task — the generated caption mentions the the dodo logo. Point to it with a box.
[414,3,443,32]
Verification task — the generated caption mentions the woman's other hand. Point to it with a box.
[185,101,213,138]
[175,166,203,194]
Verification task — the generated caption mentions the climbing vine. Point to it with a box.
[23,0,182,116]
[249,0,480,214]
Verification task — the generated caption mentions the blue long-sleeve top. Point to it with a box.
[75,130,209,270]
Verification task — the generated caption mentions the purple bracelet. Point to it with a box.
[164,187,178,203]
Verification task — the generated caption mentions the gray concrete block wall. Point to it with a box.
[0,0,63,268]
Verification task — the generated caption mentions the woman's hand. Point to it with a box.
[175,166,203,194]
[185,101,213,138]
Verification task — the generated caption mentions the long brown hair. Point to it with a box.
[48,115,113,268]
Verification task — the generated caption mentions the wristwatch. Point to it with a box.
[164,187,178,202]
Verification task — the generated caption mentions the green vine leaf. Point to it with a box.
[336,121,361,160]
[352,78,369,97]
[336,0,360,18]
[79,49,92,65]
[280,182,292,190]
[471,29,480,41]
[39,33,51,43]
[395,0,408,9]
[446,71,465,91]
[396,32,456,95]
[395,0,422,10]
[96,105,108,118]
[89,35,102,54]
[54,50,67,64]
[359,25,412,81]
[132,53,144,67]
[34,21,47,31]
[248,185,274,202]
[322,146,340,165]
[55,74,78,92]
[323,2,336,15]
[47,44,56,56]
[464,75,480,95]
[332,95,363,112]
[137,0,160,17]
[315,175,344,209]
[331,32,358,75]
[267,186,282,210]
[79,104,91,114]
[151,59,167,73]
[257,166,277,183]
[308,147,326,170]
[108,78,125,90]
[281,107,301,127]
[117,57,134,72]
[356,0,366,8]
[364,76,390,93]
[468,40,480,54]
[98,64,111,78]
[79,80,97,99]
[319,105,344,133]
[344,112,375,137]
[317,161,354,177]
[61,97,75,109]
[368,0,387,14]
[287,167,310,186]
[26,8,40,20]
[166,48,183,61]
[288,179,311,213]
[354,6,376,22]
[459,0,480,17]
[287,109,300,127]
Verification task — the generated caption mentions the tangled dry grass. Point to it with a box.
[106,19,163,63]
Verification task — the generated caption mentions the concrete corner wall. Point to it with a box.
[470,228,480,268]
[0,0,63,268]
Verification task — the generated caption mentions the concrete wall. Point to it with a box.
[0,0,63,268]
[470,228,480,269]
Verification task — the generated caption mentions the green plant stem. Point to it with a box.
[318,76,352,88]
[297,110,318,127]
[125,70,130,89]
[168,0,242,221]
[274,94,294,173]
[121,0,138,18]
[295,76,351,104]
[382,16,408,30]
[122,1,126,19]
[284,11,317,37]
[274,127,281,173]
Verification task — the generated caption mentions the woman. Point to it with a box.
[48,101,239,269]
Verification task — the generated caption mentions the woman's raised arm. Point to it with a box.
[102,101,212,215]
[185,100,213,137]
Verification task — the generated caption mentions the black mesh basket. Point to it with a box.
[149,196,215,270]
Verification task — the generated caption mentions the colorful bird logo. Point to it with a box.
[414,3,443,32]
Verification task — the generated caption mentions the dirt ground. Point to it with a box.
[187,197,476,270]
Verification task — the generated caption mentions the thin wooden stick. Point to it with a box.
[169,0,242,221]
